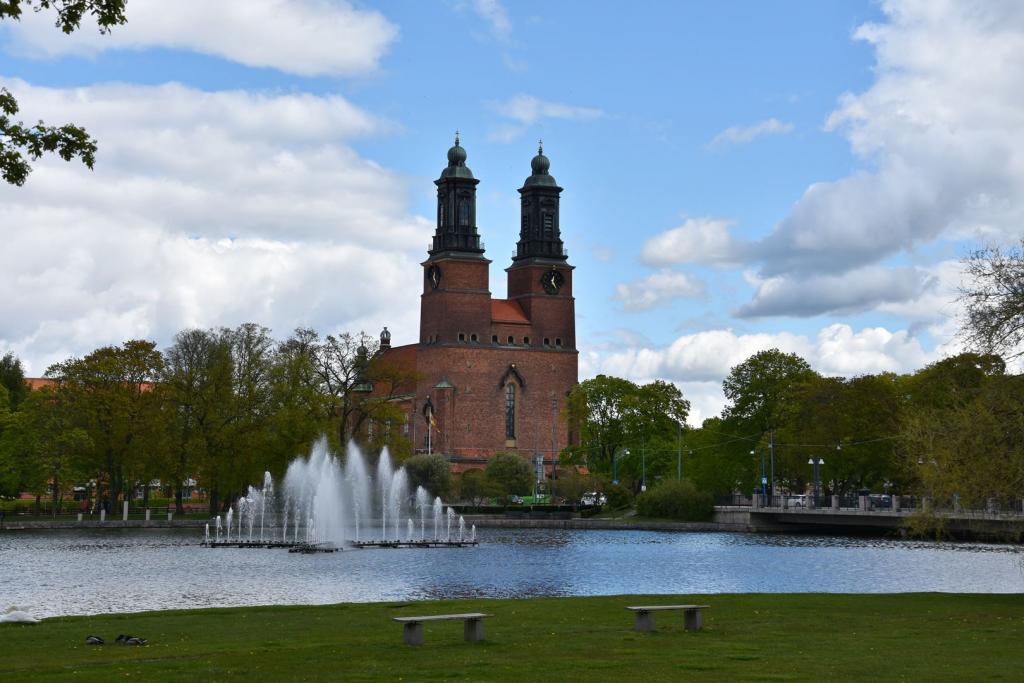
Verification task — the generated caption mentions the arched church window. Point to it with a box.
[459,198,470,226]
[505,384,516,439]
[543,213,554,237]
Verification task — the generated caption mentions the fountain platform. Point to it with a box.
[202,540,340,552]
[350,540,479,549]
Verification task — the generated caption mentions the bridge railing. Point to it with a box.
[721,493,1024,517]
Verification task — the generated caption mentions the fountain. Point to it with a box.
[205,439,476,550]
[433,497,443,541]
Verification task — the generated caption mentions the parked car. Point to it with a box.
[785,495,807,508]
[580,492,607,506]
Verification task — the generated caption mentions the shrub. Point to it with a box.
[635,479,713,521]
[605,483,634,510]
[404,453,452,498]
[485,452,534,497]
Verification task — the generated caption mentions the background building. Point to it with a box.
[377,138,578,472]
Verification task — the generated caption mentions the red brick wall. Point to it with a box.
[388,252,578,472]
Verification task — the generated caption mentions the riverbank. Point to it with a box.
[2,594,1022,681]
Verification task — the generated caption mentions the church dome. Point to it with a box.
[441,132,475,179]
[524,141,557,187]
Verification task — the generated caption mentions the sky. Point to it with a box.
[2,0,1023,424]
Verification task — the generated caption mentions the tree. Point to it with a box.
[960,241,1024,360]
[404,453,451,499]
[903,373,1024,508]
[0,352,28,410]
[0,0,127,185]
[485,452,533,497]
[3,387,92,513]
[564,375,690,487]
[46,339,165,508]
[722,349,816,430]
[456,469,496,507]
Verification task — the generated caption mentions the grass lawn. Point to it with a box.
[2,593,1023,681]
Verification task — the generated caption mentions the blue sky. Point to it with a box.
[2,1,1022,422]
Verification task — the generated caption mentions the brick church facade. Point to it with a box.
[375,137,578,473]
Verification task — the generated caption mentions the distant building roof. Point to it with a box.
[490,299,529,324]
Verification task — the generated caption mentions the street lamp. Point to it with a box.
[612,447,629,486]
[808,457,825,506]
[752,449,767,500]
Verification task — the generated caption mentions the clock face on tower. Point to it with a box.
[426,264,442,289]
[541,269,564,294]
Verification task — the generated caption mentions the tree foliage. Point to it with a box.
[484,452,533,497]
[564,375,689,489]
[404,453,451,498]
[635,479,713,521]
[0,0,126,185]
[0,352,28,409]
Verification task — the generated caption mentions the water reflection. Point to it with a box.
[1,528,1020,618]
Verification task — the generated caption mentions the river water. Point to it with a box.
[1,528,1021,617]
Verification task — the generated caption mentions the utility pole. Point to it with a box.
[677,421,682,481]
[769,429,776,500]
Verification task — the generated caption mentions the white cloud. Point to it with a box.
[754,1,1024,277]
[487,94,604,141]
[650,3,1024,319]
[640,217,739,267]
[709,118,794,147]
[613,270,705,311]
[471,0,512,42]
[581,323,936,425]
[736,265,933,318]
[0,79,425,375]
[2,0,398,77]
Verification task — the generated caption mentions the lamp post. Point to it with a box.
[612,447,629,486]
[808,456,825,506]
[753,449,767,501]
[677,421,682,481]
[641,449,646,492]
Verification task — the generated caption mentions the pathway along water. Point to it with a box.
[2,527,1022,618]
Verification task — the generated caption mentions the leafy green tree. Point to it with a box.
[46,339,165,508]
[484,452,533,497]
[0,352,28,410]
[722,349,816,430]
[3,387,92,513]
[903,372,1024,508]
[162,328,234,513]
[564,375,689,488]
[0,0,127,185]
[404,453,451,499]
[456,469,497,507]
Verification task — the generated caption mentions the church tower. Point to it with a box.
[506,143,575,349]
[381,137,578,473]
[419,135,492,347]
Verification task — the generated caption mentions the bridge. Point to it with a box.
[714,493,1024,539]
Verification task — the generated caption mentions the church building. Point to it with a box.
[376,136,578,473]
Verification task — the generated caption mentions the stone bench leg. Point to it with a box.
[403,622,424,646]
[683,609,703,631]
[464,618,484,642]
[634,611,655,632]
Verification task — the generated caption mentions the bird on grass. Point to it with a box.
[85,635,104,645]
[115,634,148,645]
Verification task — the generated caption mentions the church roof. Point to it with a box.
[490,299,529,324]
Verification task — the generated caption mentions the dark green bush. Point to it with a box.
[635,479,713,521]
[605,483,634,510]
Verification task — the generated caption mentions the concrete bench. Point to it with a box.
[626,605,709,632]
[393,612,491,645]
